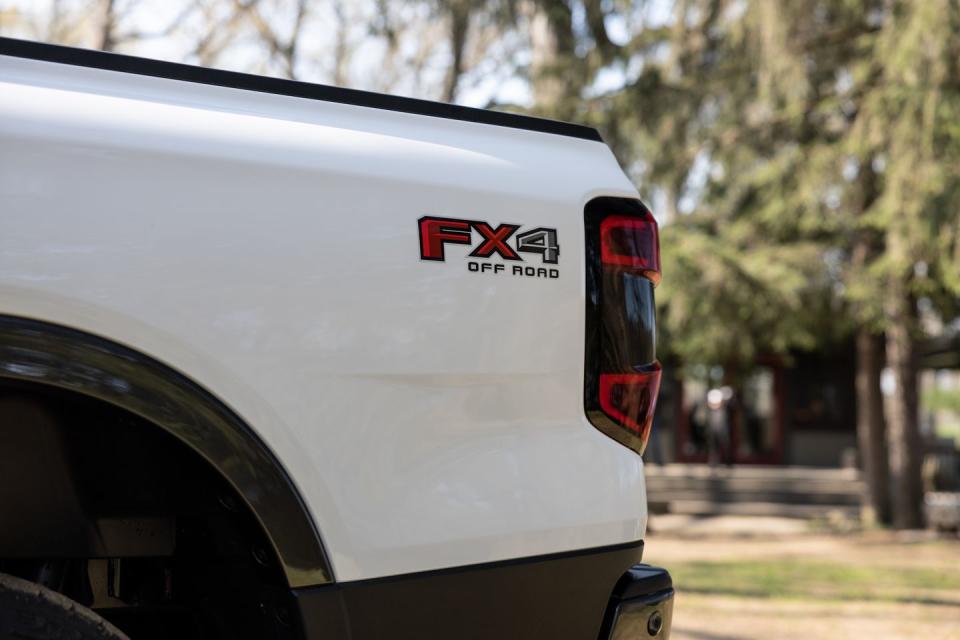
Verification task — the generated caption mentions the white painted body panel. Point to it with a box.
[0,55,647,582]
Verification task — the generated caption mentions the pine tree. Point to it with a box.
[521,0,960,526]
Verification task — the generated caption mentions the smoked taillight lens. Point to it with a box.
[584,198,661,455]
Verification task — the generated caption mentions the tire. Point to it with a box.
[0,572,129,640]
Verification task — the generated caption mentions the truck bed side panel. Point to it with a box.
[0,55,646,582]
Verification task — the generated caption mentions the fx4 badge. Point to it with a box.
[418,216,560,279]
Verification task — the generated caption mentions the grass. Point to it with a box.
[650,526,960,639]
[669,559,960,605]
[936,419,960,447]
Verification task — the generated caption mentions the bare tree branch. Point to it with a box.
[583,0,614,57]
[193,0,257,67]
[331,0,351,86]
[233,0,310,79]
[113,0,202,45]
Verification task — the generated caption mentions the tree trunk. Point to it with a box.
[99,0,116,52]
[530,0,578,120]
[884,281,924,529]
[855,329,891,525]
[442,1,471,103]
[850,160,890,525]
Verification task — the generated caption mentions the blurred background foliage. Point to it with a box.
[3,0,960,528]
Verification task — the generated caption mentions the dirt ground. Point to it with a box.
[644,515,960,640]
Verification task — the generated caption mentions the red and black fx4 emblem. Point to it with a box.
[418,216,559,264]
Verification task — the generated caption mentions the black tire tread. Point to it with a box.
[0,572,129,640]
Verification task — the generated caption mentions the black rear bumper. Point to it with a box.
[599,564,674,639]
[291,540,672,639]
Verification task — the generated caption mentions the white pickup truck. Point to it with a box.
[0,37,672,640]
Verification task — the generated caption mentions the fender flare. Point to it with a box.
[0,315,331,587]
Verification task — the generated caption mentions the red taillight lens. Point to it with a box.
[600,214,661,283]
[599,366,663,445]
[584,198,662,456]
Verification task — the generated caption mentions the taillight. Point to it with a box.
[600,215,661,283]
[584,198,662,455]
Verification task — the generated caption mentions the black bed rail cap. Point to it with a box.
[0,36,603,143]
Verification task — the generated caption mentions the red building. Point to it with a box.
[650,347,857,467]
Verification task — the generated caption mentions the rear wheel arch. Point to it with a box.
[0,315,331,588]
